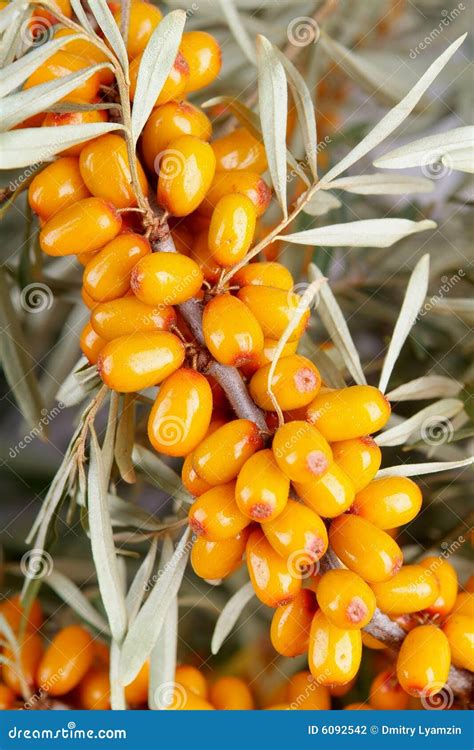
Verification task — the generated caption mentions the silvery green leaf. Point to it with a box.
[373,127,474,170]
[115,394,136,484]
[215,0,255,63]
[376,456,474,478]
[376,398,463,447]
[0,0,28,66]
[132,444,191,505]
[320,34,467,185]
[131,10,186,145]
[45,569,110,634]
[119,528,191,685]
[386,376,462,402]
[0,34,84,97]
[125,538,158,623]
[302,191,341,216]
[110,641,126,710]
[300,342,346,389]
[0,0,26,34]
[70,0,96,37]
[88,0,128,73]
[0,122,122,168]
[256,35,288,218]
[56,358,101,407]
[309,264,366,386]
[443,147,474,174]
[378,254,430,394]
[324,174,434,195]
[88,428,127,642]
[108,494,173,531]
[2,64,110,131]
[211,581,255,655]
[280,218,436,248]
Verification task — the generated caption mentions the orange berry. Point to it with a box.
[329,678,356,697]
[202,294,264,367]
[250,355,321,412]
[286,670,331,709]
[369,670,409,710]
[180,31,221,92]
[42,109,109,156]
[78,668,110,710]
[24,51,100,103]
[272,421,333,483]
[79,134,148,209]
[352,476,422,530]
[131,251,203,306]
[40,197,122,256]
[331,436,382,493]
[452,592,474,618]
[148,368,213,457]
[175,665,208,698]
[141,100,212,173]
[235,448,289,522]
[3,632,43,695]
[362,632,387,650]
[193,418,263,485]
[246,527,302,607]
[28,157,90,220]
[212,127,267,173]
[113,0,162,59]
[199,170,271,218]
[262,499,328,567]
[293,463,355,518]
[208,194,257,266]
[1,595,43,633]
[80,321,106,364]
[53,28,113,85]
[0,683,15,710]
[316,569,376,629]
[182,453,213,496]
[83,232,150,302]
[189,482,250,541]
[418,556,458,617]
[91,296,175,340]
[442,615,473,671]
[307,385,391,442]
[37,625,93,696]
[396,625,450,697]
[168,685,214,709]
[270,589,316,657]
[130,51,189,106]
[329,515,403,583]
[232,262,293,291]
[237,286,309,341]
[157,135,216,217]
[249,338,299,372]
[210,677,254,710]
[371,564,439,615]
[191,528,249,580]
[124,660,149,705]
[308,610,362,686]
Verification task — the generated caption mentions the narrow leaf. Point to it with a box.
[376,456,474,478]
[215,0,255,63]
[45,570,110,634]
[325,174,434,195]
[211,581,255,655]
[280,218,436,248]
[302,191,341,216]
[132,444,191,505]
[110,641,126,710]
[125,538,158,623]
[376,399,463,447]
[88,0,128,73]
[378,254,430,394]
[444,147,474,174]
[386,376,462,402]
[114,394,136,483]
[373,127,474,169]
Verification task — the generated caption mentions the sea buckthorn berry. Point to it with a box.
[175,665,208,698]
[80,321,106,365]
[24,51,100,103]
[371,565,439,615]
[452,592,474,618]
[97,332,184,392]
[193,418,263,485]
[169,686,214,710]
[91,297,176,341]
[141,101,212,173]
[237,286,309,341]
[28,157,90,220]
[113,0,162,59]
[329,678,356,697]
[78,668,110,710]
[130,52,189,106]
[442,615,474,671]
[131,252,203,306]
[286,670,331,710]
[262,499,328,567]
[189,229,222,283]
[272,421,333,483]
[1,595,43,633]
[246,527,302,607]
[182,453,213,496]
[329,515,403,583]
[466,575,474,593]
[38,625,93,696]
[40,197,122,256]
[0,683,15,710]
[83,232,150,302]
[191,529,249,580]
[189,482,250,541]
[250,355,321,412]
[202,295,264,367]
[180,31,222,92]
[3,633,43,695]
[53,28,113,84]
[352,476,422,530]
[232,262,293,291]
[148,369,212,457]
[293,464,355,518]
[78,250,100,268]
[235,448,289,522]
[125,661,150,706]
[42,109,109,156]
[307,385,391,442]
[418,556,458,617]
[199,171,271,218]
[210,677,254,710]
[212,127,267,174]
[30,0,71,25]
[157,135,216,217]
[361,632,386,650]
[79,134,148,209]
[331,436,382,493]
[308,610,362,686]
[208,194,256,266]
[369,670,409,710]
[270,589,316,657]
[396,625,450,697]
[250,338,298,372]
[316,569,376,629]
